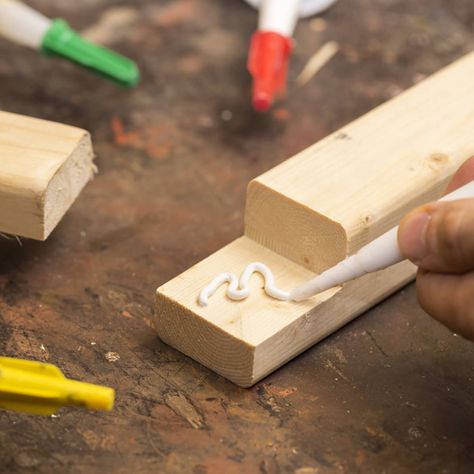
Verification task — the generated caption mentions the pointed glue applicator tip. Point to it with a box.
[289,272,331,302]
[252,92,272,112]
[89,386,115,411]
[288,286,309,302]
[68,380,115,411]
[41,19,140,87]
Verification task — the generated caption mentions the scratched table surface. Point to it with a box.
[1,0,474,472]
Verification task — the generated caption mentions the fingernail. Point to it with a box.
[399,212,430,263]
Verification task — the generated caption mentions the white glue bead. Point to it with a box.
[197,263,290,306]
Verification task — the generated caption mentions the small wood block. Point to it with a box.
[156,237,415,387]
[0,111,94,240]
[155,52,474,387]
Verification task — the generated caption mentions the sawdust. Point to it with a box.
[297,41,339,86]
[105,351,120,362]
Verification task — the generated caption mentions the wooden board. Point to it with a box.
[0,111,94,240]
[246,52,474,273]
[155,52,474,387]
[156,237,415,387]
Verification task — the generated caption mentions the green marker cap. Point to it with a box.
[41,19,140,87]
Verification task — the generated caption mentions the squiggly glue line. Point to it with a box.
[198,262,290,307]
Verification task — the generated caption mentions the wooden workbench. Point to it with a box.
[1,0,473,472]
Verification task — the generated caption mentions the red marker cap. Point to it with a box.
[247,31,292,112]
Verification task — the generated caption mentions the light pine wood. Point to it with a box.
[0,111,94,240]
[155,52,474,387]
[246,52,474,272]
[156,237,415,387]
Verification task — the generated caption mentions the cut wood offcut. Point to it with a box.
[0,111,94,240]
[155,52,474,387]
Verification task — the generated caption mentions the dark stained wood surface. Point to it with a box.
[1,0,473,472]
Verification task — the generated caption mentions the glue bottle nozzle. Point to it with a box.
[41,19,140,87]
[247,31,292,112]
[0,356,115,416]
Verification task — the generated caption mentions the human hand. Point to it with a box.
[398,157,474,340]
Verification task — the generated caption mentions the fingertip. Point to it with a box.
[446,156,474,193]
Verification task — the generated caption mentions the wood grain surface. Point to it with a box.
[246,53,474,271]
[0,111,93,239]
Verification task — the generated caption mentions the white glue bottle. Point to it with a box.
[244,0,338,111]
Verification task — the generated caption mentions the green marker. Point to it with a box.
[0,0,139,87]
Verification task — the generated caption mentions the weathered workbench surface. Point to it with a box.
[1,0,473,472]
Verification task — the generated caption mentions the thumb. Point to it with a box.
[398,198,474,273]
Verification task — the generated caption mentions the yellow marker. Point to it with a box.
[0,357,114,416]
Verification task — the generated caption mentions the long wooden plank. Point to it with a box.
[0,111,94,240]
[155,52,474,387]
[246,52,474,273]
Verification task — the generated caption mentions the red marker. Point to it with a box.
[245,0,337,112]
